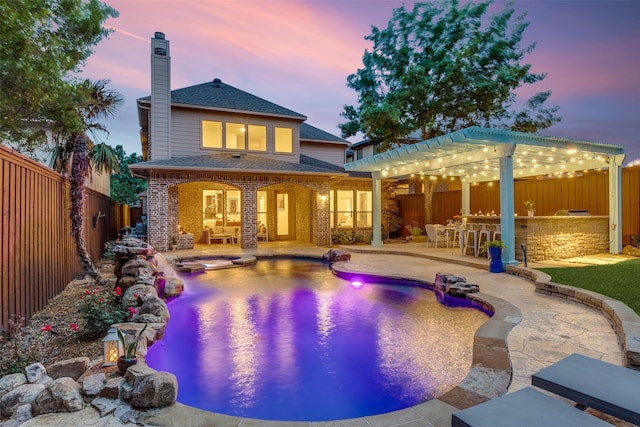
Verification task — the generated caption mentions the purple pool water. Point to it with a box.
[145,258,489,421]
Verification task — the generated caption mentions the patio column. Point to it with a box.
[461,181,470,216]
[499,146,517,265]
[371,172,383,246]
[241,185,258,249]
[609,154,625,254]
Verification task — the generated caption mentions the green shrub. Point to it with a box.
[76,285,128,339]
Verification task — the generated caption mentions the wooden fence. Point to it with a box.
[1,145,118,330]
[423,167,640,245]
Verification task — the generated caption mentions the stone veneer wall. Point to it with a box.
[515,216,609,261]
[146,171,332,251]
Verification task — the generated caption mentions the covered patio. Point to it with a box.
[345,127,626,265]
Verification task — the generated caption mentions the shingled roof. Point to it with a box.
[130,152,347,177]
[300,123,350,145]
[138,78,306,120]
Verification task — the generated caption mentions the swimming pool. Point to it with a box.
[145,258,489,421]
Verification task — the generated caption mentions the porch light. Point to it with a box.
[320,194,327,202]
[102,327,123,366]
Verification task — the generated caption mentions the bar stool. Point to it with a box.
[464,223,479,257]
[478,223,493,258]
[492,223,502,241]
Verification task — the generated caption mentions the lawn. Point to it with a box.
[536,258,640,315]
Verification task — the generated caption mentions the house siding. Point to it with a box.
[170,109,301,163]
[300,142,346,167]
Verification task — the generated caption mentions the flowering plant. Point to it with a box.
[76,285,128,338]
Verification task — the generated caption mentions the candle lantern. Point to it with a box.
[102,327,123,366]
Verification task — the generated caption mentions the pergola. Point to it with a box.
[345,127,626,265]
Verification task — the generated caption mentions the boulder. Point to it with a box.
[81,373,106,396]
[116,275,138,295]
[100,377,125,400]
[47,357,90,381]
[90,396,121,417]
[137,314,163,324]
[164,277,184,298]
[130,371,178,408]
[33,377,84,415]
[0,383,45,418]
[138,296,170,323]
[323,249,351,263]
[9,403,33,425]
[0,373,27,397]
[122,284,157,307]
[25,363,51,384]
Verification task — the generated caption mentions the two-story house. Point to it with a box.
[130,32,372,251]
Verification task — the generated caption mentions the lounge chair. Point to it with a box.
[532,353,640,425]
[452,387,611,427]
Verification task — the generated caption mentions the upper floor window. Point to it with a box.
[275,127,292,153]
[202,120,222,148]
[226,123,245,150]
[248,125,266,151]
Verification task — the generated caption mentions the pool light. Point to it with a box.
[350,281,364,289]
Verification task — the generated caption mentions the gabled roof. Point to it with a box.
[130,152,347,177]
[138,78,307,121]
[300,123,350,146]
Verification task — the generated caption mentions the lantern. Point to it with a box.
[102,327,123,366]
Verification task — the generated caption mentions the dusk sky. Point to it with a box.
[79,0,640,165]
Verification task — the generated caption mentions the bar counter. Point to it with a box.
[464,215,609,262]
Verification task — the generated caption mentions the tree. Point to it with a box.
[340,0,560,151]
[0,0,118,155]
[110,146,147,206]
[51,80,123,278]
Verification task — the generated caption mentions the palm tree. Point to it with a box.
[50,79,123,278]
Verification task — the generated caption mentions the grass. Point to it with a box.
[536,258,640,315]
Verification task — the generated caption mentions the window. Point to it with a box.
[336,190,353,227]
[248,125,266,151]
[203,190,223,221]
[202,120,222,148]
[226,190,241,223]
[331,189,372,228]
[275,127,293,153]
[257,191,267,226]
[226,123,245,150]
[357,191,372,227]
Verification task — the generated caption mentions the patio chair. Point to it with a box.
[452,387,611,427]
[532,353,640,425]
[425,224,448,248]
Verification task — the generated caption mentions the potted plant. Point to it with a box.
[175,256,184,267]
[480,240,506,273]
[523,200,535,216]
[116,323,148,374]
[169,236,178,250]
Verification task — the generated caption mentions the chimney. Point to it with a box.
[150,32,171,160]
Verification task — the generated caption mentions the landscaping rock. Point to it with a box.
[124,364,156,390]
[130,371,178,408]
[25,363,51,384]
[8,403,33,425]
[0,383,46,418]
[47,357,90,381]
[137,314,163,324]
[100,377,125,399]
[91,396,121,417]
[123,284,157,307]
[81,373,106,396]
[622,245,640,257]
[33,377,84,415]
[164,277,184,298]
[116,275,138,294]
[0,373,27,398]
[138,296,170,323]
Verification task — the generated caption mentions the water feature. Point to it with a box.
[145,258,489,421]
